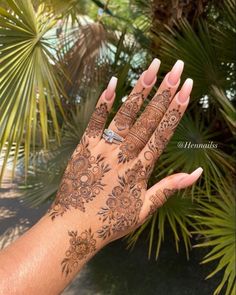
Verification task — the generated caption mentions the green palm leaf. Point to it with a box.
[0,0,66,180]
[158,15,236,130]
[192,184,236,295]
[154,114,235,198]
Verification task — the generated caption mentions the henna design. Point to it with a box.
[148,188,176,216]
[61,229,96,276]
[49,137,111,219]
[85,103,108,138]
[144,104,182,162]
[159,105,182,132]
[118,89,171,163]
[97,160,148,240]
[114,90,145,131]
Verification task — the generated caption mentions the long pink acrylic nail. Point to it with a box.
[176,78,193,104]
[141,58,161,87]
[177,167,203,189]
[105,77,118,101]
[167,60,184,86]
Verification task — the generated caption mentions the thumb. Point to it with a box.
[139,167,203,222]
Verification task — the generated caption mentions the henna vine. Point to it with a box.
[118,89,171,163]
[61,229,96,276]
[49,138,110,219]
[144,104,182,162]
[97,160,149,240]
[149,188,176,216]
[114,90,145,131]
[85,103,108,138]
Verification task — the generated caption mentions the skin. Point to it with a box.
[0,59,203,295]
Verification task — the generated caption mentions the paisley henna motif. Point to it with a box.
[49,138,110,219]
[97,160,148,240]
[114,90,145,131]
[85,103,108,138]
[118,89,171,163]
[148,188,176,216]
[61,229,96,276]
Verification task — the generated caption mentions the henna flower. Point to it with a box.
[61,229,96,276]
[49,138,111,219]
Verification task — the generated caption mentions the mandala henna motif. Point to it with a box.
[145,104,182,161]
[49,138,111,219]
[61,229,96,276]
[148,188,176,216]
[97,160,148,240]
[159,105,181,131]
[114,90,145,131]
[118,89,171,163]
[85,103,108,138]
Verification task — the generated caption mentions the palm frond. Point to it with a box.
[0,0,67,181]
[192,184,236,295]
[153,113,235,198]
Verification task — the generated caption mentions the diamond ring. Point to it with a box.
[102,129,124,144]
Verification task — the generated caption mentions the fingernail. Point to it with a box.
[105,76,118,101]
[178,167,203,189]
[167,60,184,86]
[190,167,203,178]
[176,78,193,104]
[141,58,161,88]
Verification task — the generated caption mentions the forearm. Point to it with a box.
[0,210,103,295]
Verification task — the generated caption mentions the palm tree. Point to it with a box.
[0,0,235,294]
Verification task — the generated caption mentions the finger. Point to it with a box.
[138,167,203,222]
[108,58,161,137]
[117,60,184,164]
[83,76,117,144]
[139,78,193,165]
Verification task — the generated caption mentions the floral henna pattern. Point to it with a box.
[49,138,111,219]
[97,160,149,240]
[61,229,96,276]
[85,103,108,138]
[144,104,182,161]
[148,188,176,216]
[114,90,145,131]
[118,89,171,163]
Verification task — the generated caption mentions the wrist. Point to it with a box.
[45,208,107,270]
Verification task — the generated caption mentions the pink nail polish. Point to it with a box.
[167,60,184,86]
[176,78,193,104]
[105,77,117,101]
[190,167,203,178]
[177,167,203,189]
[141,58,161,88]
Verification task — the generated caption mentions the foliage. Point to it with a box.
[0,0,235,294]
[0,0,66,180]
[193,184,236,295]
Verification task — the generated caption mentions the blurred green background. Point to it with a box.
[0,1,235,294]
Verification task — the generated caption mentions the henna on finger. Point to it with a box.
[118,89,171,163]
[114,89,145,131]
[148,188,176,216]
[113,58,160,133]
[84,102,109,138]
[144,104,182,162]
